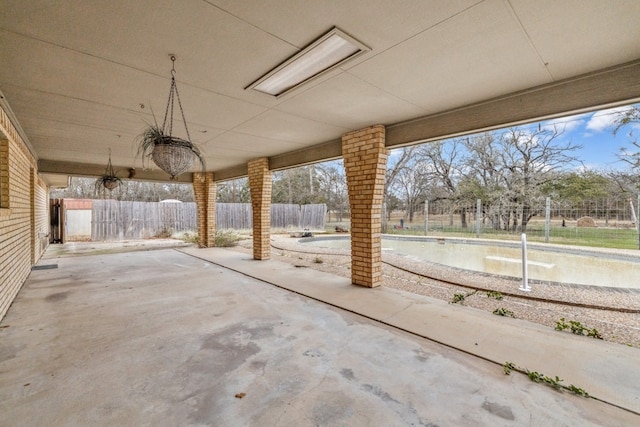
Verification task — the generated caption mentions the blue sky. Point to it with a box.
[535,103,640,171]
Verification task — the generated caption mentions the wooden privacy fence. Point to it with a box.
[216,203,253,230]
[216,203,327,230]
[92,200,197,241]
[91,201,326,240]
[299,204,327,230]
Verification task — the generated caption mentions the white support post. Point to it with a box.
[519,233,531,292]
[545,197,551,244]
[475,199,482,238]
[382,202,387,234]
[424,200,429,236]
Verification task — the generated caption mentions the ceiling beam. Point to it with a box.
[211,138,343,183]
[213,164,248,182]
[269,138,342,171]
[38,159,194,183]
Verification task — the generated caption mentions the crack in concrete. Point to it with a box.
[382,302,415,321]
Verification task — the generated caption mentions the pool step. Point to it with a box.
[484,255,555,269]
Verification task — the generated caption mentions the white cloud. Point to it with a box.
[574,163,600,172]
[585,106,633,133]
[541,113,588,133]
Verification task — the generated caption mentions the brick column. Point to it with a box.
[342,125,387,287]
[248,158,272,260]
[193,172,216,248]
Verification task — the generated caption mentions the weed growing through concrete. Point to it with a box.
[502,361,589,397]
[486,291,504,300]
[493,307,515,317]
[566,385,590,397]
[451,293,465,304]
[451,290,478,304]
[555,318,603,339]
[503,361,516,375]
[313,257,323,264]
[527,371,563,390]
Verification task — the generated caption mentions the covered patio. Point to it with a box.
[1,1,640,424]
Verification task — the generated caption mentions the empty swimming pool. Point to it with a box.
[301,235,640,289]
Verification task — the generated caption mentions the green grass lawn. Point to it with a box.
[383,225,640,250]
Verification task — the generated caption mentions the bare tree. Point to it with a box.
[316,160,348,222]
[458,133,506,229]
[272,166,320,205]
[391,156,431,223]
[385,147,416,220]
[613,105,640,170]
[51,177,195,202]
[216,178,250,203]
[416,139,465,226]
[496,125,581,231]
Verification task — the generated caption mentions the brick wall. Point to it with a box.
[193,172,216,248]
[0,140,8,209]
[248,158,272,260]
[33,174,48,261]
[0,106,49,321]
[342,125,387,287]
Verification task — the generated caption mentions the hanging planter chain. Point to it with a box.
[162,55,192,143]
[105,149,116,177]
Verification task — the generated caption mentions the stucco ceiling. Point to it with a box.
[1,0,640,183]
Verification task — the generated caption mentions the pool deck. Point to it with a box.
[0,242,638,425]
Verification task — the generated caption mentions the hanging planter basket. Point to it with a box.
[152,141,195,177]
[95,150,122,192]
[139,125,204,179]
[137,56,205,180]
[102,177,121,190]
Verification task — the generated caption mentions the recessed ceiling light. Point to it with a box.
[248,27,369,97]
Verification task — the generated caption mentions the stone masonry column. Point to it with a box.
[248,158,272,260]
[342,125,387,287]
[193,172,216,248]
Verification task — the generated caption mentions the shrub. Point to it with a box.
[214,229,240,247]
[154,228,173,239]
[173,231,198,244]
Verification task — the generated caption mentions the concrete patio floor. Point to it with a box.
[0,244,638,426]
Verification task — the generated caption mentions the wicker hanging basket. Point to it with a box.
[102,177,121,190]
[95,150,122,192]
[137,56,205,180]
[138,126,205,180]
[151,141,195,178]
